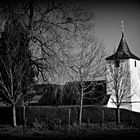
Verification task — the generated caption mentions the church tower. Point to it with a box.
[106,21,140,112]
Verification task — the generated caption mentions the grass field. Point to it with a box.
[0,106,140,139]
[0,124,140,140]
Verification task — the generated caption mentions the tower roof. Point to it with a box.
[106,22,140,61]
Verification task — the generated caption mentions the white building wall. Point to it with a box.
[106,59,131,110]
[130,59,140,112]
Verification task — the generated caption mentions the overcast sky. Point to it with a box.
[92,0,140,57]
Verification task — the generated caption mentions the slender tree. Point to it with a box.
[0,14,36,127]
[106,58,136,125]
[66,22,106,126]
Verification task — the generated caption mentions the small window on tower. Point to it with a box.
[115,60,120,67]
[135,61,137,67]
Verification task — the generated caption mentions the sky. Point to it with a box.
[92,0,140,57]
[1,0,140,57]
[0,0,140,84]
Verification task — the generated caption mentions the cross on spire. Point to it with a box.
[121,20,124,33]
[121,20,125,39]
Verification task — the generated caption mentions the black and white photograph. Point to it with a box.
[0,0,140,139]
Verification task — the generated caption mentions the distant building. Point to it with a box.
[29,81,109,106]
[106,21,140,112]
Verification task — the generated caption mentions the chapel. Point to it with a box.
[106,21,140,112]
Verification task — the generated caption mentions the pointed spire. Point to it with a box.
[106,20,140,61]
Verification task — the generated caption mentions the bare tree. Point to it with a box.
[0,58,32,127]
[0,0,96,126]
[0,35,35,128]
[66,22,106,126]
[0,7,36,127]
[106,58,136,125]
[19,0,94,83]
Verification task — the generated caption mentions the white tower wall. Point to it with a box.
[130,59,140,112]
[106,58,140,112]
[106,59,132,110]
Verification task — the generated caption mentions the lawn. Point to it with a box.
[0,124,140,140]
[0,106,140,139]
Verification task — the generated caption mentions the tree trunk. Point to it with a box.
[116,107,120,126]
[79,88,84,126]
[12,104,17,127]
[101,107,105,127]
[68,108,71,127]
[23,105,26,127]
[21,98,26,127]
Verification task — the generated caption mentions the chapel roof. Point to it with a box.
[106,21,140,61]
